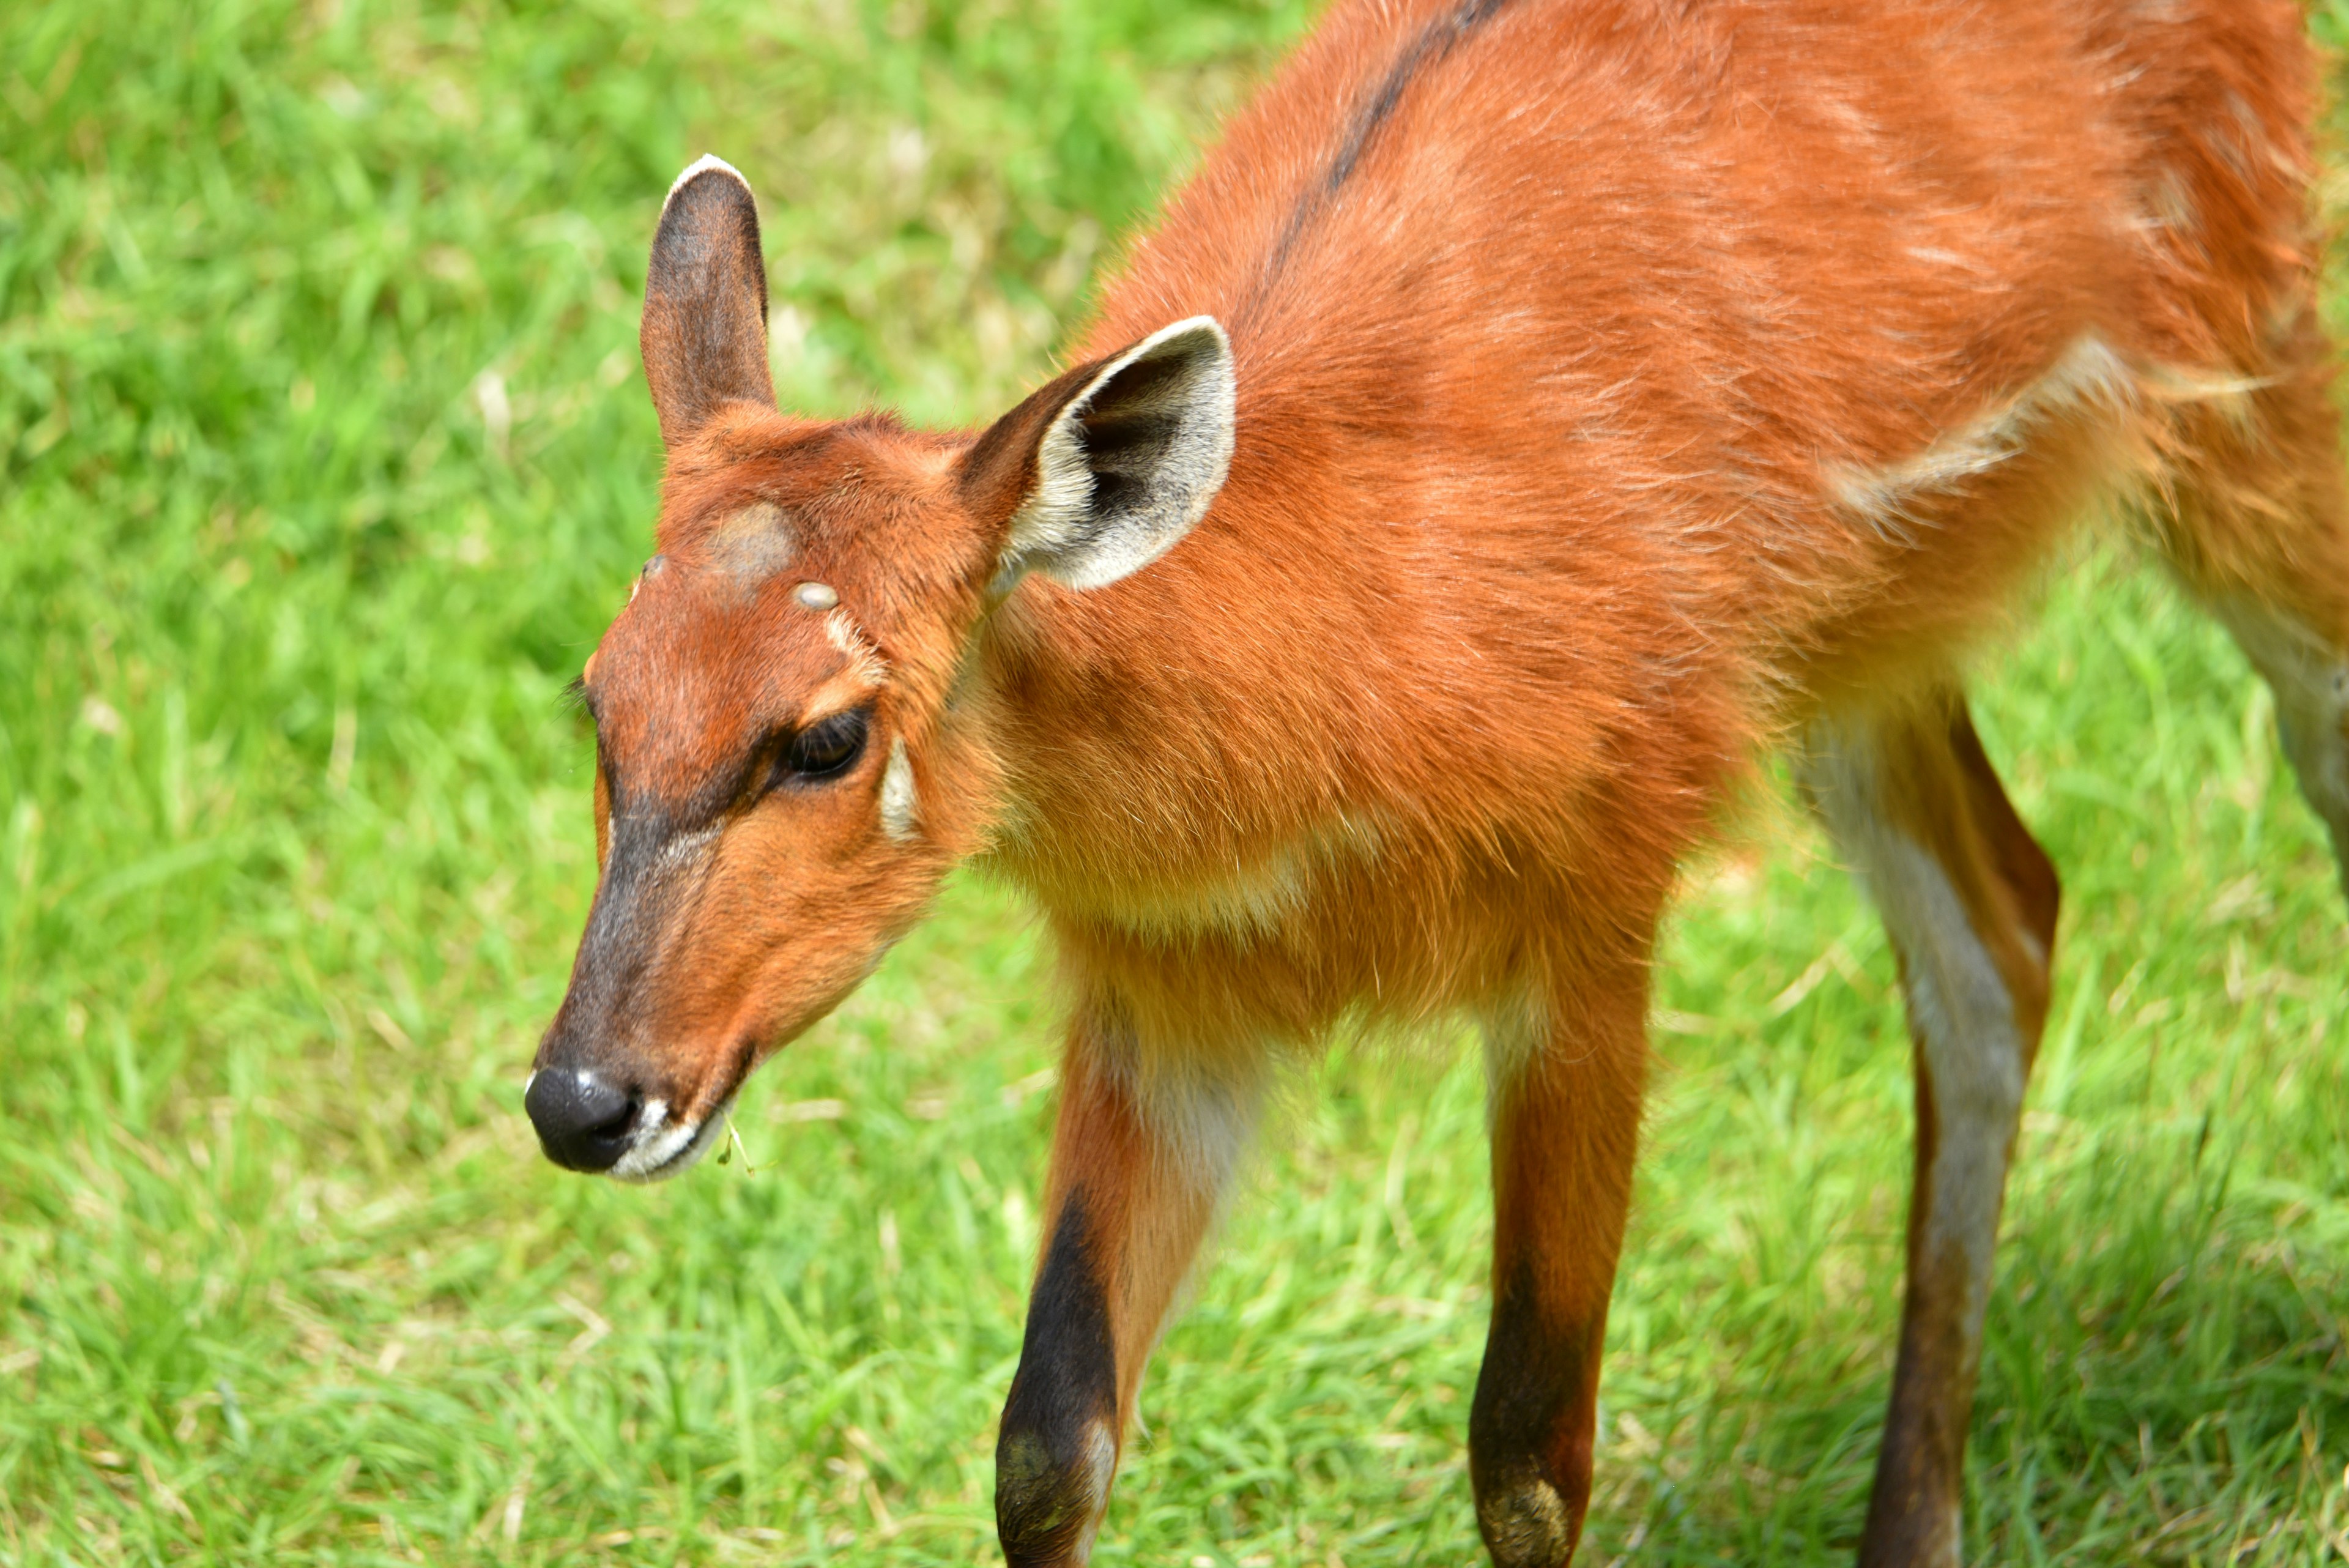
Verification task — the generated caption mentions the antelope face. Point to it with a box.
[532,426,965,1180]
[527,157,1235,1178]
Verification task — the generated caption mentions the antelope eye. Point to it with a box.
[776,708,870,784]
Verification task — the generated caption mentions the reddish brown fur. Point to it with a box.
[538,4,2344,1562]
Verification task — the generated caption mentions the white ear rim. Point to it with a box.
[1003,315,1236,593]
[666,153,754,209]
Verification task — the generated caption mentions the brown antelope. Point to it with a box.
[525,1,2346,1561]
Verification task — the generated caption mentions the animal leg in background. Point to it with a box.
[1800,689,2059,1568]
[2155,299,2349,890]
[1472,975,1649,1568]
[995,1010,1261,1567]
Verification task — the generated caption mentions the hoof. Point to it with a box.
[996,1421,1114,1567]
[1475,1470,1577,1568]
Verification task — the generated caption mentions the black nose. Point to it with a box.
[525,1068,641,1172]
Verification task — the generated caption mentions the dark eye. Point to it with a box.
[774,708,870,785]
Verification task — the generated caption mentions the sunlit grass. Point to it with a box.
[2,2,2346,1564]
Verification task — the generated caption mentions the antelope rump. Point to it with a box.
[524,1,2345,1562]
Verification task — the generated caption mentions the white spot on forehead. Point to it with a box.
[880,737,918,841]
[705,501,795,584]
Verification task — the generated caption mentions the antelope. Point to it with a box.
[524,1,2346,1561]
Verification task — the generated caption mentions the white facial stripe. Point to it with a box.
[651,822,724,876]
[880,737,919,841]
[823,608,888,686]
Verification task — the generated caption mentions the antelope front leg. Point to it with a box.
[1471,979,1649,1568]
[995,1013,1259,1567]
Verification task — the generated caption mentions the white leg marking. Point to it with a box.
[1107,1043,1263,1200]
[1069,1420,1118,1564]
[1861,833,2026,1317]
[1803,727,2026,1353]
[1477,987,1549,1120]
[1475,1473,1572,1566]
[1090,1030,1266,1344]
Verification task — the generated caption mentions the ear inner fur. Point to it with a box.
[958,318,1236,593]
[641,156,776,446]
[956,357,1118,544]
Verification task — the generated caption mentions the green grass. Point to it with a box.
[2,1,2347,1563]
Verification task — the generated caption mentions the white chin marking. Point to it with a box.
[609,1096,734,1183]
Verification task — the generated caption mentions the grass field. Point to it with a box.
[4,1,2349,1563]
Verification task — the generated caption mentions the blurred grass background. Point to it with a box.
[2,0,2347,1562]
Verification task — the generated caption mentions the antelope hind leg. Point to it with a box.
[1801,689,2059,1568]
[2153,298,2349,891]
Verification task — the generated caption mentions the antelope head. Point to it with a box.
[526,157,1234,1178]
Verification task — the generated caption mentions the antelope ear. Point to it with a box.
[958,317,1235,592]
[640,155,776,445]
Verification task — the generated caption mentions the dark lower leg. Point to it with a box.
[996,1188,1121,1567]
[1471,984,1647,1568]
[1858,1056,1982,1567]
[1470,1261,1609,1566]
[996,1021,1253,1567]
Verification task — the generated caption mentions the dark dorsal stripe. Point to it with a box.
[1247,0,1518,319]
